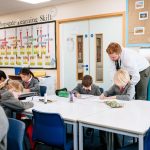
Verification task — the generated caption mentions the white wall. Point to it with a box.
[56,0,126,19]
[0,0,126,88]
[0,0,126,21]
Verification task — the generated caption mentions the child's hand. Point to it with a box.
[99,93,106,100]
[76,93,81,98]
[13,91,21,99]
[0,82,6,89]
[106,96,116,100]
[0,79,9,89]
[75,93,80,98]
[23,88,30,93]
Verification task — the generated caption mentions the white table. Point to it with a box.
[78,100,150,150]
[24,95,109,150]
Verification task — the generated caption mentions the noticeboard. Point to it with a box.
[126,0,150,47]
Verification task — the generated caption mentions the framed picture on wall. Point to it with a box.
[139,11,148,20]
[134,27,145,35]
[135,0,144,9]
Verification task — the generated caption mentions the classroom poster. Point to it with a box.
[0,21,56,68]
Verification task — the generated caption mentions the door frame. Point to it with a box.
[56,12,125,88]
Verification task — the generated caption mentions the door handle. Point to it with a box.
[90,34,94,37]
[81,65,88,67]
[85,34,88,38]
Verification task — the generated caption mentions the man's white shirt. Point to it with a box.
[110,48,149,85]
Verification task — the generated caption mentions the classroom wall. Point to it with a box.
[0,0,126,88]
[0,0,126,21]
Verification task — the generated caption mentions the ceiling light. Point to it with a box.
[19,0,51,4]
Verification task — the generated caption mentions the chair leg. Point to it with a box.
[122,135,125,146]
[83,127,85,145]
[133,137,137,143]
[32,142,37,150]
[99,130,107,145]
[65,124,68,133]
[71,125,73,134]
[24,135,30,150]
[90,129,94,143]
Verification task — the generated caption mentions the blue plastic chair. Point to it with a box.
[32,109,73,150]
[40,86,47,96]
[7,118,25,150]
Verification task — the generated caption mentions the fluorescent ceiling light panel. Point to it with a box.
[19,0,51,4]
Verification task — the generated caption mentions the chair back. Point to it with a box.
[7,118,25,150]
[32,109,66,148]
[144,128,150,150]
[40,86,47,96]
[147,79,150,100]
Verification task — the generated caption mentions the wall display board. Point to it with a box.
[126,0,150,47]
[0,21,56,69]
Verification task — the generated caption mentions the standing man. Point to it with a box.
[106,42,150,100]
[0,106,9,150]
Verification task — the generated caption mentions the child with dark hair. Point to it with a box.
[0,70,7,82]
[19,68,40,95]
[73,75,101,98]
[0,70,8,90]
[73,75,102,137]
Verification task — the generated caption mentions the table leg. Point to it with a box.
[73,122,78,150]
[79,123,83,150]
[107,132,114,150]
[139,135,144,150]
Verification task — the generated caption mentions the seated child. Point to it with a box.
[100,69,135,100]
[73,75,101,98]
[0,80,34,117]
[73,75,101,137]
[19,68,40,95]
[100,69,135,149]
[0,79,34,149]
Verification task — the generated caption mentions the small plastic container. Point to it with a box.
[69,92,73,102]
[14,67,22,75]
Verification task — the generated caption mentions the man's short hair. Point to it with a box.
[106,42,122,54]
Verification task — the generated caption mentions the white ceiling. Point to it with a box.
[0,0,82,16]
